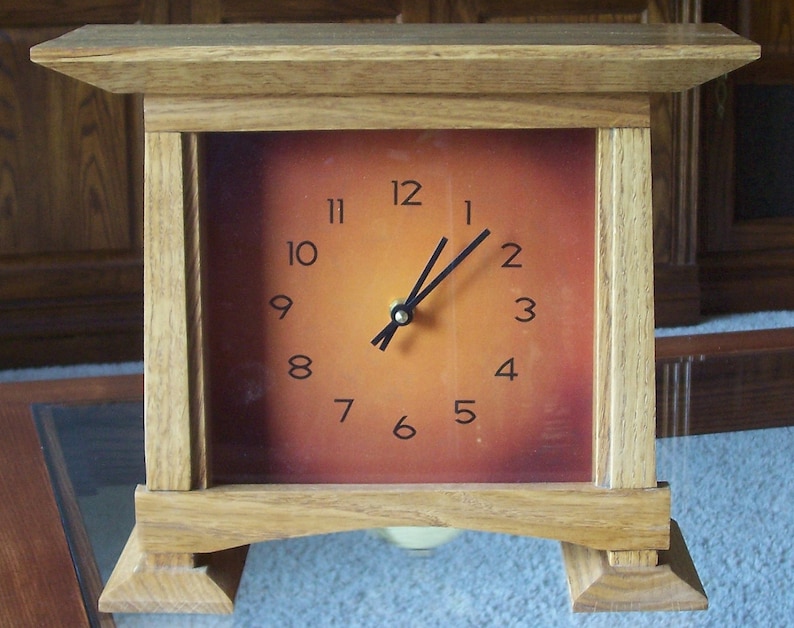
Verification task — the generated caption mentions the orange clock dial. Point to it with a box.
[204,129,595,484]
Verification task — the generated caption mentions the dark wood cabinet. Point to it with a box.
[0,7,144,368]
[699,0,794,314]
[0,0,720,367]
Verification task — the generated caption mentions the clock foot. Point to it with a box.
[561,519,707,612]
[99,526,249,614]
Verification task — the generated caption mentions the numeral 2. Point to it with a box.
[501,242,522,268]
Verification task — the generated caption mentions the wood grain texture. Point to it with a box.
[0,375,140,628]
[699,249,794,313]
[0,253,143,368]
[0,403,89,627]
[216,0,404,23]
[99,526,248,614]
[439,0,704,327]
[30,23,759,96]
[697,0,794,315]
[143,93,650,132]
[1,27,134,256]
[26,13,761,614]
[0,0,141,27]
[656,328,794,436]
[743,0,794,57]
[0,23,142,368]
[183,132,209,489]
[653,263,701,326]
[593,127,657,491]
[434,0,648,22]
[143,132,192,491]
[562,519,707,612]
[134,483,671,554]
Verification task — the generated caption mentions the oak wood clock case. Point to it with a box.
[31,23,758,614]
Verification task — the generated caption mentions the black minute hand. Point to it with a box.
[370,236,446,352]
[371,228,491,351]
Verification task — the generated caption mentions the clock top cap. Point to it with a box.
[31,23,759,96]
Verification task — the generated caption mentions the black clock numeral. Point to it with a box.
[328,198,344,224]
[495,357,518,381]
[393,415,417,440]
[454,399,477,425]
[287,240,318,266]
[464,199,472,225]
[268,294,294,319]
[515,297,537,323]
[392,179,423,206]
[334,398,354,423]
[501,242,523,268]
[287,354,313,380]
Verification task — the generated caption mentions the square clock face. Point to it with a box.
[203,129,595,484]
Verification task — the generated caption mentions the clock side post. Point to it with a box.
[561,123,706,611]
[97,131,248,614]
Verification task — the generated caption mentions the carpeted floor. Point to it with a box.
[6,310,794,626]
[73,423,792,627]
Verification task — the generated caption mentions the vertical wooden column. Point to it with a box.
[562,123,706,611]
[593,126,657,490]
[143,131,194,491]
[594,126,658,569]
[98,131,247,613]
[143,130,208,491]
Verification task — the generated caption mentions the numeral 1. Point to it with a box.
[328,198,344,224]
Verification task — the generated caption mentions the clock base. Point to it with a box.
[561,519,707,612]
[98,527,248,614]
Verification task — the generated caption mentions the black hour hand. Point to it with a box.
[371,228,490,351]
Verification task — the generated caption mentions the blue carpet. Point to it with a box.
[17,310,794,626]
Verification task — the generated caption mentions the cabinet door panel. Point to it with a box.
[433,0,647,22]
[0,1,141,27]
[219,0,403,22]
[699,0,794,313]
[0,27,138,255]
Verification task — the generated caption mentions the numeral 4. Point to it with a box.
[495,357,518,381]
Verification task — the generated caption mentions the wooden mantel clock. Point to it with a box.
[32,23,758,614]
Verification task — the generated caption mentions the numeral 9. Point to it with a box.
[269,294,294,319]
